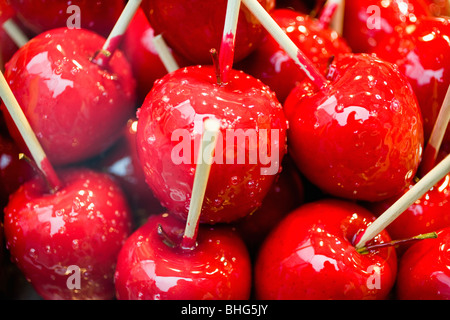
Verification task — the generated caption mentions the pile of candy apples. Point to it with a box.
[0,0,449,300]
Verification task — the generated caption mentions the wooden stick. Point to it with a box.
[418,84,450,177]
[0,71,62,191]
[2,18,29,48]
[152,34,179,73]
[329,0,344,35]
[356,231,438,254]
[219,0,241,84]
[355,153,450,249]
[181,118,221,249]
[241,0,328,90]
[318,0,339,29]
[92,0,142,68]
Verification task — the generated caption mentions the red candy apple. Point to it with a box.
[254,199,398,300]
[1,27,136,166]
[3,168,133,300]
[286,53,424,202]
[114,212,252,300]
[122,8,187,104]
[373,16,450,146]
[396,227,450,299]
[238,8,351,103]
[136,65,287,224]
[8,0,125,38]
[141,0,275,64]
[343,0,430,53]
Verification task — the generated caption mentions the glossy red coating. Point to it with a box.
[343,0,430,53]
[141,0,274,64]
[286,53,424,201]
[136,65,287,224]
[396,227,450,299]
[114,213,252,300]
[254,199,398,300]
[372,16,450,146]
[1,28,136,166]
[367,174,450,243]
[219,32,236,84]
[3,168,133,300]
[8,0,125,37]
[122,8,187,104]
[239,8,351,103]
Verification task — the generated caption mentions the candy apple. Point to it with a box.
[136,65,287,224]
[372,16,450,146]
[121,8,187,104]
[92,118,165,226]
[396,227,450,299]
[1,27,136,166]
[0,134,35,208]
[238,8,351,103]
[114,212,252,300]
[286,53,424,202]
[254,199,398,300]
[3,168,133,300]
[8,0,125,38]
[141,0,275,65]
[343,0,430,53]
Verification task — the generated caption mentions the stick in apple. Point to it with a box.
[2,19,29,48]
[418,84,450,177]
[181,118,221,249]
[355,153,450,249]
[219,0,241,84]
[318,0,340,29]
[0,0,28,48]
[356,231,438,254]
[0,70,62,191]
[92,0,142,68]
[328,0,344,35]
[241,0,328,90]
[152,34,180,73]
